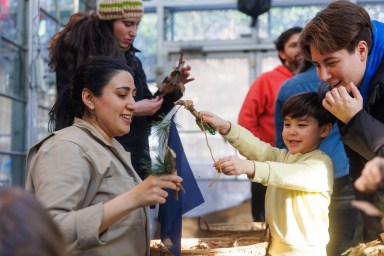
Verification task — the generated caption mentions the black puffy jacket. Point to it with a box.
[338,59,384,180]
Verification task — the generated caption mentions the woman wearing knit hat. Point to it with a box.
[49,0,193,180]
[46,1,193,255]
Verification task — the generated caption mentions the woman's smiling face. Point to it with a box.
[91,70,136,140]
[310,41,368,92]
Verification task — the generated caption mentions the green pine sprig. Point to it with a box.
[151,114,182,149]
[141,115,181,176]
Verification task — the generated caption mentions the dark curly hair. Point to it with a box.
[48,12,124,93]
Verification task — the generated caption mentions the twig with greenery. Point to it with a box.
[141,115,185,200]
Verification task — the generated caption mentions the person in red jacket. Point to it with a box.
[238,27,304,221]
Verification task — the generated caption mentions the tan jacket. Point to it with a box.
[25,118,150,256]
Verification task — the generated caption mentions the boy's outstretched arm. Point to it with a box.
[200,111,231,135]
[213,156,255,180]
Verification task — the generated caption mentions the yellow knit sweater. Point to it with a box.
[224,124,333,256]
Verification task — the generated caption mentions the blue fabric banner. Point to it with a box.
[158,116,205,256]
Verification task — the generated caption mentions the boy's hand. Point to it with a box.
[214,156,255,179]
[200,111,231,135]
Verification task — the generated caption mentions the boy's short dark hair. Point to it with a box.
[282,91,336,126]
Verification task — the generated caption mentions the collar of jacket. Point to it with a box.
[276,65,295,77]
[72,117,122,148]
[122,45,141,54]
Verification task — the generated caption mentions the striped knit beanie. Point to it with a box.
[98,0,144,20]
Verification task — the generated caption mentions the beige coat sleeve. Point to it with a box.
[26,139,106,249]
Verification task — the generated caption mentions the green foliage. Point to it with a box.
[152,117,172,149]
[152,116,182,149]
[142,150,175,176]
[143,116,182,175]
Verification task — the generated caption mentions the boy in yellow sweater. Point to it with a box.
[201,91,335,256]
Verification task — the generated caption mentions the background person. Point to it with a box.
[26,56,182,256]
[299,0,384,242]
[0,187,67,256]
[238,27,303,221]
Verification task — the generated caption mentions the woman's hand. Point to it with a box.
[159,64,194,96]
[214,156,255,179]
[174,64,194,93]
[133,174,183,206]
[134,97,163,116]
[200,111,231,135]
[101,174,182,232]
[322,82,363,124]
[178,64,194,89]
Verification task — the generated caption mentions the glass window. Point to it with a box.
[0,0,26,187]
[36,11,58,110]
[38,13,60,53]
[165,9,251,42]
[0,41,25,98]
[0,53,13,97]
[37,1,62,139]
[37,107,51,140]
[0,154,26,187]
[0,154,13,186]
[0,97,12,152]
[0,97,26,152]
[0,0,25,45]
[135,12,158,82]
[39,0,57,17]
[258,5,322,40]
[60,0,76,24]
[364,3,384,22]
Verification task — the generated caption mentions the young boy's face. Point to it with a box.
[282,115,330,154]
